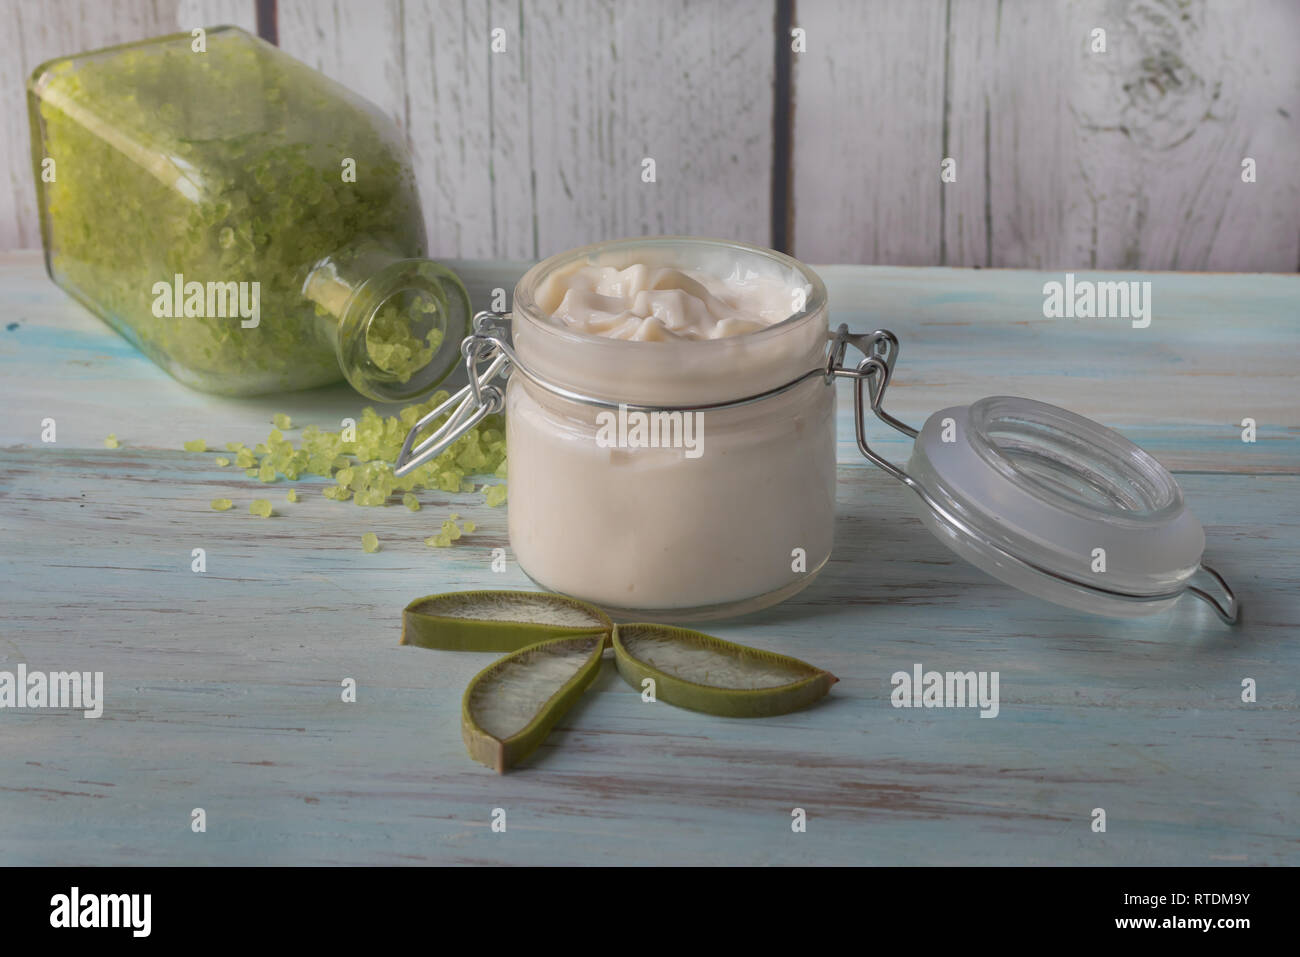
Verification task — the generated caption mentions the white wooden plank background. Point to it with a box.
[3,0,1298,269]
[792,0,1300,270]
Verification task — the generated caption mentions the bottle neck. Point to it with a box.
[303,240,470,402]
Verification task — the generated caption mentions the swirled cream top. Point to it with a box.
[535,263,798,341]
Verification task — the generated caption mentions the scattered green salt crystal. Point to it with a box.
[462,520,476,533]
[183,439,207,452]
[176,392,508,514]
[214,456,230,466]
[424,533,452,548]
[448,512,460,521]
[210,498,233,511]
[273,413,293,430]
[286,488,299,503]
[249,499,273,518]
[104,433,120,448]
[362,532,380,553]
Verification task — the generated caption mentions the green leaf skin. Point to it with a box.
[612,623,837,718]
[462,634,608,773]
[401,590,612,652]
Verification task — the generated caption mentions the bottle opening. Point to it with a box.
[334,258,471,402]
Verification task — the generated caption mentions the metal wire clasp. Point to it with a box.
[825,324,920,467]
[394,311,511,476]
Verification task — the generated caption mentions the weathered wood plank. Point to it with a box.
[523,0,775,257]
[1065,0,1300,272]
[791,0,948,266]
[0,451,1294,864]
[793,0,1300,271]
[278,0,407,129]
[5,0,1296,270]
[274,0,776,259]
[176,0,258,35]
[0,252,1296,864]
[399,0,496,258]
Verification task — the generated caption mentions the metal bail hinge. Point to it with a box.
[393,311,511,476]
[825,326,920,484]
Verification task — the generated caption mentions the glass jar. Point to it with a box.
[507,237,833,619]
[27,26,467,400]
[396,237,1239,626]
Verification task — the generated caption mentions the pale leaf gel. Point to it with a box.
[402,590,612,653]
[612,623,837,717]
[461,634,607,773]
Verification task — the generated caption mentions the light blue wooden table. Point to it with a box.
[1,250,1296,865]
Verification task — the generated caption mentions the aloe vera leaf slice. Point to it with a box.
[462,634,607,773]
[402,590,613,652]
[612,623,837,718]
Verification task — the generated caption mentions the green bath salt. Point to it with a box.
[29,26,470,401]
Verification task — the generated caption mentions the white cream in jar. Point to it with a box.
[535,263,799,341]
[505,238,833,620]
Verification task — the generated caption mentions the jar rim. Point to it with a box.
[964,395,1185,525]
[511,235,828,349]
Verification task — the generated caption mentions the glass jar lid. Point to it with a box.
[844,328,1239,623]
[906,396,1207,617]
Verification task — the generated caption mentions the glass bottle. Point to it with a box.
[27,25,468,401]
